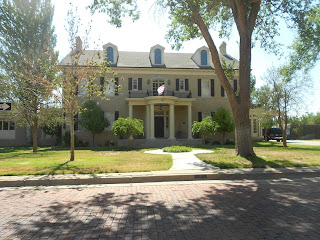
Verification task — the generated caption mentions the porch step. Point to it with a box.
[117,139,203,148]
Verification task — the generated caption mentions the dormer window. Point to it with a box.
[155,48,162,64]
[102,42,118,65]
[150,44,165,66]
[201,50,207,65]
[107,47,114,63]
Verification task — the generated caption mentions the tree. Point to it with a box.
[0,0,59,152]
[78,100,110,146]
[89,0,317,157]
[192,116,219,145]
[61,5,119,161]
[213,107,234,145]
[257,66,310,147]
[112,117,144,147]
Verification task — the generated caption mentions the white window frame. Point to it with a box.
[201,80,210,97]
[0,120,15,140]
[179,80,185,91]
[106,80,115,97]
[104,112,114,130]
[132,79,138,91]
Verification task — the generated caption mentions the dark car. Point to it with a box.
[264,128,283,142]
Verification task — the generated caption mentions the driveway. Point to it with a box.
[286,140,320,146]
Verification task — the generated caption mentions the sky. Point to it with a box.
[52,0,320,115]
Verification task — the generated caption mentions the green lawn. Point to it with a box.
[196,142,320,168]
[0,146,172,176]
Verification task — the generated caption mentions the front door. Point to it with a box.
[154,117,164,138]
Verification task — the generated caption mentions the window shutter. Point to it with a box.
[115,77,119,95]
[138,78,142,90]
[211,79,215,96]
[221,85,225,97]
[234,79,238,93]
[198,79,201,96]
[198,112,202,122]
[115,111,119,121]
[128,78,132,91]
[100,77,104,92]
[176,79,179,91]
[185,79,189,91]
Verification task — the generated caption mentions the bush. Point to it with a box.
[63,131,79,147]
[163,146,192,153]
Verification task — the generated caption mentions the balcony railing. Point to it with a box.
[128,90,192,98]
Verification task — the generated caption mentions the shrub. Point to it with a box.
[63,131,79,147]
[163,146,192,153]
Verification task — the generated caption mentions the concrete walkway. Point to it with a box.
[144,149,217,171]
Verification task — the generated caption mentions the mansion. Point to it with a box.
[0,39,263,146]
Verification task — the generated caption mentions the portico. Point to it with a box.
[126,96,195,140]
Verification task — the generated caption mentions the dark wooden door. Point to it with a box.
[154,117,164,138]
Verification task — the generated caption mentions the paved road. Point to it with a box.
[0,179,319,240]
[286,140,320,146]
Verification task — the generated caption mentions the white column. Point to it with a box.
[150,104,155,140]
[146,105,150,139]
[188,105,193,140]
[129,105,133,119]
[169,104,175,140]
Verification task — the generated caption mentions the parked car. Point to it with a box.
[263,128,283,142]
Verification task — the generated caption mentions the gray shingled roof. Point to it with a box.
[60,50,239,69]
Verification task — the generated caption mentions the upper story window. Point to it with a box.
[107,47,114,63]
[201,50,207,65]
[155,48,162,64]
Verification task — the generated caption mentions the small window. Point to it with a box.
[10,121,14,130]
[179,80,185,91]
[201,50,207,65]
[0,121,2,130]
[106,80,115,96]
[3,121,8,130]
[133,79,138,90]
[253,119,257,133]
[107,47,114,63]
[105,112,114,130]
[202,112,211,119]
[155,48,161,64]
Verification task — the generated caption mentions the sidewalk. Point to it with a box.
[1,167,319,187]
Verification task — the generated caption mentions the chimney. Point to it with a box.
[75,36,82,53]
[219,41,227,55]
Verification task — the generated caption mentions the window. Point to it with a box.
[133,79,138,90]
[155,48,161,64]
[3,121,8,130]
[10,121,14,130]
[202,112,211,119]
[201,80,210,97]
[180,80,185,91]
[0,121,2,130]
[107,47,114,63]
[105,112,114,130]
[221,85,227,98]
[201,50,207,65]
[153,80,165,95]
[253,119,257,133]
[106,81,115,96]
[79,80,87,95]
[0,120,15,140]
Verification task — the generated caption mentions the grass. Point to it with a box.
[163,146,192,153]
[195,142,320,169]
[0,146,172,176]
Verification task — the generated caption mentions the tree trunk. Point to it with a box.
[31,125,38,153]
[92,132,95,146]
[70,113,75,161]
[233,105,255,157]
[128,135,131,148]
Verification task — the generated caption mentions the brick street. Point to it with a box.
[0,179,319,240]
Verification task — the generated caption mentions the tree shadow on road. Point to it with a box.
[3,179,320,239]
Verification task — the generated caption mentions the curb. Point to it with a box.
[0,167,320,187]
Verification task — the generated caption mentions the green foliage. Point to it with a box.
[163,146,192,153]
[213,107,234,145]
[112,117,144,146]
[0,0,59,152]
[192,116,218,145]
[78,100,109,145]
[289,112,320,125]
